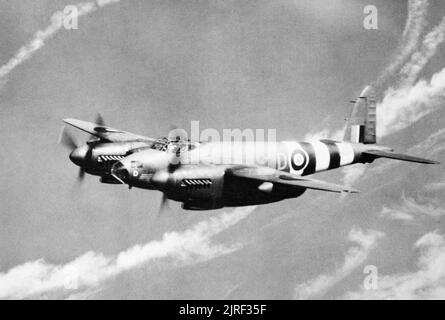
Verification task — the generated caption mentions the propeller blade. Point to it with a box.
[94,113,105,126]
[59,127,78,150]
[111,173,126,185]
[87,113,106,141]
[78,168,85,182]
[158,193,169,217]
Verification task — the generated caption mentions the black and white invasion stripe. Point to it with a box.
[283,141,356,175]
[97,155,125,163]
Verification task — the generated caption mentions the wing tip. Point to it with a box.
[338,186,360,194]
[63,118,76,125]
[344,188,360,194]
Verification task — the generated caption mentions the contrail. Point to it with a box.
[0,206,256,299]
[375,0,428,87]
[399,15,445,86]
[307,1,429,142]
[0,0,121,81]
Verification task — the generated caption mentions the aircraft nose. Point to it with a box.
[111,161,129,183]
[69,145,88,166]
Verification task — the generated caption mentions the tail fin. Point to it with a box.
[344,86,376,144]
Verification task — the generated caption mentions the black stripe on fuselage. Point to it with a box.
[321,141,341,169]
[299,142,316,175]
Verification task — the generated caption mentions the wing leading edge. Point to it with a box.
[63,118,155,143]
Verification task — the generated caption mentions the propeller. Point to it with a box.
[88,113,106,140]
[77,146,93,182]
[60,113,105,183]
[78,168,85,182]
[59,127,87,183]
[158,193,169,217]
[94,113,105,126]
[59,126,78,150]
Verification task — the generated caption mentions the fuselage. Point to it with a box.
[180,140,372,176]
[110,140,375,210]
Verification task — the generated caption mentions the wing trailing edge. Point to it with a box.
[228,166,359,194]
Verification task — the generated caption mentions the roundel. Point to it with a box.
[290,148,309,172]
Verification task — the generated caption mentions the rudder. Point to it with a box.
[344,86,376,144]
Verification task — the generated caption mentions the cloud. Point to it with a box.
[380,194,445,222]
[222,281,245,299]
[0,0,121,81]
[370,128,445,176]
[0,206,255,299]
[377,66,445,138]
[344,231,445,299]
[400,15,445,86]
[376,0,429,86]
[376,11,445,138]
[424,180,445,192]
[407,128,445,156]
[303,2,440,145]
[300,1,439,156]
[294,228,384,299]
[303,127,344,142]
[380,206,415,222]
[302,116,345,143]
[342,164,367,188]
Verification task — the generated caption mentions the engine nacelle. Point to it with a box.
[100,175,121,184]
[182,201,224,211]
[154,165,226,209]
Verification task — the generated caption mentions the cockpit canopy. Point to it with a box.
[150,137,199,153]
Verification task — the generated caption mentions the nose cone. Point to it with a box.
[69,145,89,166]
[111,161,129,183]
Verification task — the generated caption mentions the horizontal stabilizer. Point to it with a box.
[363,150,439,164]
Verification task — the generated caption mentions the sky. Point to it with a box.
[0,0,445,299]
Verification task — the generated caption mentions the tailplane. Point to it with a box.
[363,149,439,164]
[344,86,376,144]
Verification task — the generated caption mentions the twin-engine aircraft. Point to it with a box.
[61,86,438,211]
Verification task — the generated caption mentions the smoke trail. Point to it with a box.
[0,206,255,299]
[399,16,445,86]
[0,0,121,80]
[375,0,428,86]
